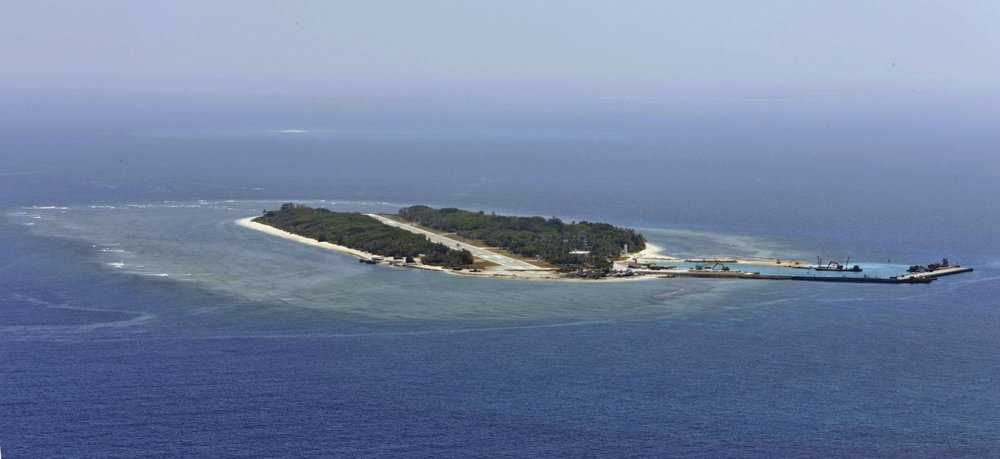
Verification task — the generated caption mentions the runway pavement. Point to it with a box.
[366,213,550,270]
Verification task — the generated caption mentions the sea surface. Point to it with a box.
[2,95,1000,456]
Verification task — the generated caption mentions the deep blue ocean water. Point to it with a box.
[2,95,1000,456]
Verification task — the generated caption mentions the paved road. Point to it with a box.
[366,214,549,270]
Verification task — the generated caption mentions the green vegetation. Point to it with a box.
[255,203,473,268]
[398,205,646,268]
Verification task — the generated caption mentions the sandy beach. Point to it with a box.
[236,217,383,260]
[236,216,670,282]
[633,242,674,261]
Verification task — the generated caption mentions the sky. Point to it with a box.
[3,0,1000,101]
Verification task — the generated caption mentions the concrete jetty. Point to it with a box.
[896,266,974,281]
[653,271,938,284]
[633,265,976,284]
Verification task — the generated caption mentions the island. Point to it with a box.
[239,203,655,280]
[237,203,973,284]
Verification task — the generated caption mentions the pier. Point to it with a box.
[650,270,937,284]
[895,266,974,281]
[631,264,973,285]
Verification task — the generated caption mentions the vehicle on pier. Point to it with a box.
[812,256,862,272]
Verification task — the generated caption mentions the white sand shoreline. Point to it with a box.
[634,242,673,260]
[235,216,668,282]
[236,217,384,260]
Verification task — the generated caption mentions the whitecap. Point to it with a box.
[128,271,169,277]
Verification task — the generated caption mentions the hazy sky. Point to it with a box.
[3,1,1000,99]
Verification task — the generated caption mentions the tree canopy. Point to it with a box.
[255,203,473,268]
[398,205,645,268]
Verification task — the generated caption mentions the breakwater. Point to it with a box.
[647,269,975,284]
